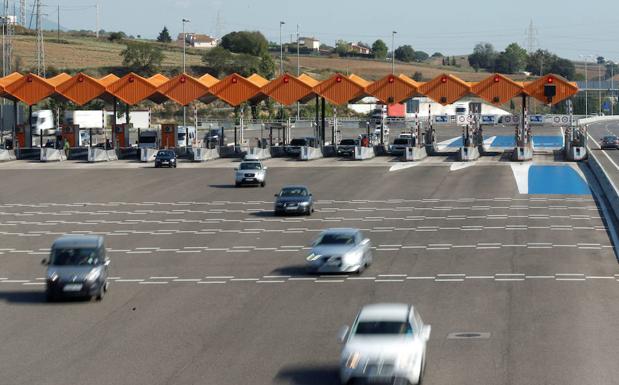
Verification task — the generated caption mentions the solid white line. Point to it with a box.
[347,277,376,280]
[378,274,407,277]
[205,276,234,279]
[150,276,178,279]
[197,281,226,284]
[375,279,405,283]
[466,276,494,279]
[314,280,345,283]
[140,281,169,285]
[288,277,316,281]
[173,279,201,282]
[435,279,463,282]
[257,280,286,283]
[495,278,525,282]
[586,276,614,279]
[230,278,260,281]
[525,275,555,279]
[22,282,45,285]
[115,279,144,282]
[407,277,435,280]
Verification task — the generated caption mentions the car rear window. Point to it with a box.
[393,139,410,145]
[340,139,356,145]
[289,139,307,146]
[355,321,413,335]
[317,233,355,245]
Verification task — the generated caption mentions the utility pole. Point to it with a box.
[296,24,300,120]
[35,0,45,76]
[57,4,60,43]
[182,18,190,147]
[95,2,99,39]
[18,0,24,26]
[598,58,602,114]
[391,31,397,74]
[525,19,537,54]
[279,21,285,76]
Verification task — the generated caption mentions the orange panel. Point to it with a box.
[158,73,210,106]
[298,74,320,87]
[471,74,525,105]
[261,73,316,105]
[106,73,158,106]
[209,73,261,106]
[198,73,220,88]
[148,74,169,87]
[4,73,55,105]
[524,74,578,105]
[56,73,106,106]
[419,74,471,105]
[349,74,371,88]
[313,73,367,105]
[366,74,420,104]
[247,74,270,88]
[98,74,120,87]
[47,73,72,87]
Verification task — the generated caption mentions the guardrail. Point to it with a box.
[588,150,619,223]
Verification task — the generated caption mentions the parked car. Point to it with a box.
[285,137,318,156]
[155,150,177,168]
[42,235,110,302]
[337,139,359,157]
[306,228,372,274]
[339,303,431,385]
[235,160,267,187]
[274,185,314,216]
[389,138,414,155]
[601,135,619,150]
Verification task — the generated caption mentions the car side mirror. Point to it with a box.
[421,325,431,341]
[104,259,111,266]
[361,238,370,245]
[263,167,268,170]
[234,168,238,171]
[41,258,48,265]
[309,193,313,196]
[338,325,350,343]
[274,194,279,197]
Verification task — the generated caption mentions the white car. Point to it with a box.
[339,303,431,385]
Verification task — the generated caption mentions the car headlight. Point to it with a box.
[345,352,361,369]
[396,353,417,368]
[48,272,59,282]
[299,201,310,206]
[85,270,100,283]
[306,253,321,261]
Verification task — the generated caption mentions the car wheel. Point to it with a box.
[235,182,240,187]
[305,208,311,216]
[46,291,55,302]
[96,284,105,301]
[173,164,177,168]
[261,181,266,187]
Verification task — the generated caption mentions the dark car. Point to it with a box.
[205,128,225,148]
[601,136,619,150]
[155,150,177,168]
[285,137,318,156]
[389,138,414,155]
[337,139,359,157]
[274,185,314,216]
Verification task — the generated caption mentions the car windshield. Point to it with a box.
[317,233,356,245]
[157,151,174,157]
[340,139,356,145]
[289,139,307,146]
[240,163,261,170]
[280,187,308,197]
[355,321,413,335]
[604,136,617,141]
[140,135,157,144]
[51,248,100,266]
[393,139,410,145]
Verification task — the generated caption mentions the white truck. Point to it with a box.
[114,110,151,129]
[64,110,105,129]
[30,110,55,135]
[177,126,197,147]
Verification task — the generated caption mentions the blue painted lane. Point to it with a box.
[447,137,463,148]
[488,135,564,148]
[527,165,590,195]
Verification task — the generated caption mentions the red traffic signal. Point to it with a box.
[441,76,448,84]
[336,76,343,83]
[547,77,554,84]
[388,76,395,84]
[283,76,289,84]
[231,77,238,84]
[494,75,500,83]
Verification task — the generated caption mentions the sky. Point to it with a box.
[49,0,619,60]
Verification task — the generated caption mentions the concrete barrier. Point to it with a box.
[459,146,480,161]
[404,147,427,161]
[118,147,138,160]
[140,148,158,162]
[512,146,533,161]
[219,145,248,158]
[588,150,619,222]
[300,146,323,161]
[0,149,15,161]
[244,147,271,161]
[354,146,376,160]
[88,148,118,162]
[68,148,89,161]
[373,145,390,156]
[270,146,287,158]
[566,146,587,161]
[16,148,41,160]
[40,148,66,162]
[193,147,220,162]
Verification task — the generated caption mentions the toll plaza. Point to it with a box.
[0,70,579,164]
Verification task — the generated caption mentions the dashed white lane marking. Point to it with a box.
[5,273,619,287]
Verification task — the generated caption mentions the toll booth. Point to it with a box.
[14,124,26,148]
[113,124,130,148]
[161,124,177,148]
[60,125,80,147]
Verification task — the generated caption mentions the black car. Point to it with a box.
[601,136,619,150]
[285,137,318,156]
[274,185,314,216]
[389,138,414,155]
[337,139,359,157]
[155,150,177,168]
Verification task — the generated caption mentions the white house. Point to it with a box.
[298,37,320,51]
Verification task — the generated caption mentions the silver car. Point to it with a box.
[339,303,431,385]
[42,235,110,302]
[306,228,372,274]
[235,161,267,187]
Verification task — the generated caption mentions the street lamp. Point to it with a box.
[279,21,286,76]
[391,31,397,74]
[598,55,602,114]
[608,60,615,115]
[182,18,190,146]
[296,24,300,120]
[579,54,593,116]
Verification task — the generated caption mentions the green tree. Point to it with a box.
[335,40,350,57]
[202,46,234,77]
[606,62,619,79]
[468,42,496,71]
[157,26,172,43]
[451,56,457,66]
[394,45,415,62]
[120,42,164,76]
[257,54,275,79]
[108,31,126,42]
[371,39,388,60]
[597,56,606,65]
[412,51,429,62]
[494,43,528,74]
[526,49,557,76]
[549,58,576,80]
[220,31,268,56]
[431,52,443,58]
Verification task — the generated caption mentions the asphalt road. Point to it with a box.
[0,161,617,385]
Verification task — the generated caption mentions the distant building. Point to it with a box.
[0,15,16,26]
[177,33,218,49]
[349,43,370,55]
[298,37,320,51]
